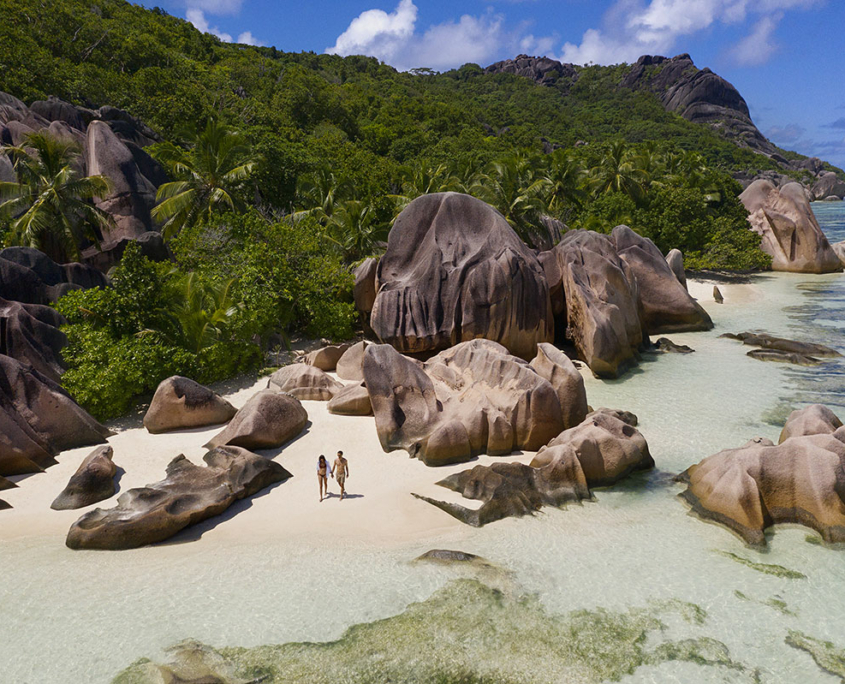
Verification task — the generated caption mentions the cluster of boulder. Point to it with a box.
[678,405,845,546]
[354,193,711,379]
[739,180,843,273]
[0,91,169,270]
[415,408,652,526]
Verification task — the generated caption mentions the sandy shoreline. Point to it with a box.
[0,276,760,549]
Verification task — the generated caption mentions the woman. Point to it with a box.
[317,455,333,502]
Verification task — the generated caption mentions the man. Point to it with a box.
[333,451,350,500]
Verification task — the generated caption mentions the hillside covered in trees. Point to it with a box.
[1,0,834,419]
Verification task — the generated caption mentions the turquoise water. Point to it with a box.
[2,203,845,682]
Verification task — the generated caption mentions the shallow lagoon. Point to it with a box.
[3,203,845,683]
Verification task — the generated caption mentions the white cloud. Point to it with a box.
[326,0,550,71]
[730,14,780,66]
[558,0,823,66]
[187,8,233,42]
[237,31,262,46]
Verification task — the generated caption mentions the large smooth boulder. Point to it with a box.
[812,172,845,201]
[86,120,157,242]
[353,258,379,316]
[363,340,567,466]
[678,405,845,545]
[665,249,687,290]
[0,247,109,304]
[530,408,653,486]
[528,343,588,430]
[740,180,841,273]
[66,446,291,549]
[336,340,370,381]
[544,230,644,377]
[833,240,845,268]
[204,390,307,450]
[0,356,112,476]
[369,192,553,360]
[327,381,372,416]
[144,377,236,434]
[612,226,712,333]
[302,343,351,372]
[0,298,67,383]
[51,445,117,510]
[267,364,343,401]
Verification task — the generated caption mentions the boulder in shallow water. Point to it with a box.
[204,390,307,450]
[713,286,723,303]
[779,404,843,443]
[364,340,566,466]
[369,192,553,360]
[723,331,840,357]
[66,446,291,549]
[612,226,712,334]
[678,405,845,545]
[739,180,842,273]
[747,349,820,365]
[267,364,343,401]
[654,337,694,354]
[51,445,117,510]
[144,376,236,434]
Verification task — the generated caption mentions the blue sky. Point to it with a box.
[149,0,845,169]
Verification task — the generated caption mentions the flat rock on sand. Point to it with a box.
[66,446,291,550]
[678,404,845,545]
[144,376,236,434]
[267,364,343,401]
[204,389,308,450]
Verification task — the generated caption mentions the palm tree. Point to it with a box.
[294,167,353,220]
[0,132,112,262]
[587,141,649,203]
[324,199,388,261]
[390,161,464,214]
[151,119,261,239]
[141,272,240,353]
[540,151,587,218]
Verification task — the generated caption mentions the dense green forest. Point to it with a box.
[0,0,795,418]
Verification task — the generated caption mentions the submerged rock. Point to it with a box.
[204,390,308,450]
[143,376,236,434]
[723,331,840,357]
[654,337,694,354]
[267,364,343,401]
[51,445,117,510]
[747,349,820,366]
[678,405,845,545]
[369,192,553,360]
[739,180,842,273]
[66,446,291,549]
[364,340,568,466]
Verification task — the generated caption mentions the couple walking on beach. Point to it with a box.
[317,451,349,502]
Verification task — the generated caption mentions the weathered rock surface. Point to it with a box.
[544,230,644,377]
[143,376,236,434]
[363,340,567,466]
[713,286,724,303]
[678,405,845,545]
[303,343,351,372]
[747,349,820,365]
[530,408,653,487]
[0,247,108,305]
[66,446,291,549]
[327,381,372,416]
[812,172,845,201]
[722,331,840,357]
[612,226,712,333]
[204,390,307,450]
[336,340,370,381]
[353,258,379,316]
[267,364,343,401]
[0,355,112,476]
[832,240,845,268]
[0,298,67,382]
[528,343,588,430]
[369,192,553,360]
[779,404,843,443]
[740,180,842,273]
[665,249,687,289]
[51,445,117,510]
[484,54,579,87]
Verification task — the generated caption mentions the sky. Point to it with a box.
[148,0,845,169]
